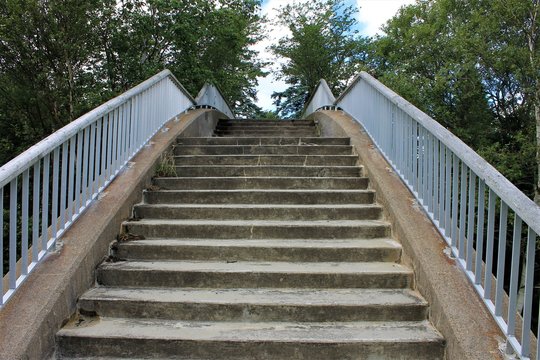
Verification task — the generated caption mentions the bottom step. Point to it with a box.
[57,318,445,359]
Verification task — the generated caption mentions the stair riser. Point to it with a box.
[215,126,315,131]
[123,223,390,240]
[115,244,400,262]
[174,156,358,166]
[215,130,317,136]
[218,121,314,126]
[175,146,353,155]
[78,300,426,322]
[97,269,411,289]
[134,206,382,221]
[57,337,443,359]
[177,137,349,145]
[144,191,375,205]
[173,166,362,177]
[152,177,369,190]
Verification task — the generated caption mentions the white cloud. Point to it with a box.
[356,0,415,36]
[253,0,414,110]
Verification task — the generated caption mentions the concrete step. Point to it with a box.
[56,318,444,359]
[144,189,376,205]
[97,260,412,289]
[215,125,315,131]
[173,165,362,177]
[177,137,349,145]
[214,130,317,136]
[122,219,391,239]
[152,176,369,190]
[115,238,401,262]
[174,145,353,155]
[218,119,314,125]
[174,155,358,166]
[78,287,427,322]
[134,204,382,221]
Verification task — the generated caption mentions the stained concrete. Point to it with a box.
[57,318,444,359]
[310,110,505,359]
[0,109,225,360]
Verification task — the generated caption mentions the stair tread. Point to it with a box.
[136,203,380,209]
[147,189,374,193]
[58,318,443,343]
[81,287,425,307]
[99,260,410,274]
[118,238,400,248]
[124,219,389,227]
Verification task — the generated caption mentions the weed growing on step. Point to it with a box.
[155,147,177,177]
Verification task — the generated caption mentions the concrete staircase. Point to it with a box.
[55,119,445,359]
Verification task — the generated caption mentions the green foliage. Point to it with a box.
[154,148,178,178]
[0,0,266,166]
[370,0,539,199]
[270,0,370,118]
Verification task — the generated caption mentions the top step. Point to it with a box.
[218,119,314,126]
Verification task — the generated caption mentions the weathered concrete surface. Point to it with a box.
[0,109,225,360]
[311,110,504,360]
[78,287,427,321]
[57,318,444,359]
[115,238,401,262]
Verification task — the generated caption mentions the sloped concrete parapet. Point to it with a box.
[310,110,504,360]
[0,109,225,360]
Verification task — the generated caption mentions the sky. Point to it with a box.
[253,0,415,110]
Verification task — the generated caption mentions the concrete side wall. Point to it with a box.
[311,110,504,360]
[0,109,223,360]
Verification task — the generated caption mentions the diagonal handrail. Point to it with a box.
[0,69,227,308]
[305,71,540,359]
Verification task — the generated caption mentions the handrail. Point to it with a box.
[302,79,336,117]
[195,83,235,119]
[0,69,196,307]
[308,71,540,359]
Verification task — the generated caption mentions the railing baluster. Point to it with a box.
[451,154,459,245]
[484,189,496,300]
[466,171,476,271]
[521,227,536,357]
[41,154,50,252]
[439,145,446,228]
[82,127,90,207]
[444,148,452,238]
[459,162,467,258]
[51,148,60,243]
[495,202,508,316]
[474,179,486,285]
[60,142,68,231]
[67,137,76,222]
[75,131,83,215]
[433,139,439,220]
[106,112,114,182]
[88,123,96,201]
[21,170,29,275]
[507,215,522,338]
[9,179,17,289]
[32,161,40,264]
[94,119,102,195]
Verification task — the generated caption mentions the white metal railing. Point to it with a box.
[0,69,197,307]
[195,83,235,118]
[305,71,540,359]
[303,79,336,117]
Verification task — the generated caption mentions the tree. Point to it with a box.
[0,0,266,166]
[270,0,369,118]
[371,0,537,200]
[0,0,111,165]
